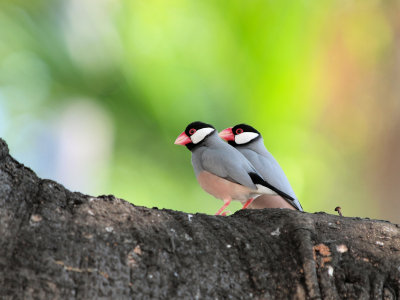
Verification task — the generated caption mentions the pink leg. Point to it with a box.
[220,210,231,216]
[215,199,231,215]
[241,198,254,210]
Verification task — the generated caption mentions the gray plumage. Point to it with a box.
[191,132,260,191]
[234,137,303,211]
[175,121,293,215]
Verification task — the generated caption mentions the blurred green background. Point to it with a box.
[1,0,400,222]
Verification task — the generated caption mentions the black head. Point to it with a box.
[175,121,215,151]
[184,121,214,136]
[220,123,261,146]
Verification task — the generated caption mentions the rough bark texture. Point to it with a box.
[0,138,400,300]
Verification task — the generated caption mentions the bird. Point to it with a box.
[174,121,298,215]
[218,124,303,211]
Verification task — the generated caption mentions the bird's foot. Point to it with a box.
[215,199,232,215]
[220,210,231,216]
[241,198,254,210]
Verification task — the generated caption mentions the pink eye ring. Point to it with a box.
[236,128,243,134]
[189,128,196,135]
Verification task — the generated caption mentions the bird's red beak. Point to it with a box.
[219,127,235,141]
[174,131,191,145]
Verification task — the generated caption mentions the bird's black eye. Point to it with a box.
[236,128,243,134]
[189,128,196,135]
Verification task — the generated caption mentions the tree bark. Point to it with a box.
[0,138,399,300]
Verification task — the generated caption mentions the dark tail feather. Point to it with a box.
[248,172,297,202]
[248,172,303,211]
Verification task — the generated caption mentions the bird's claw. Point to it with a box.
[220,210,231,216]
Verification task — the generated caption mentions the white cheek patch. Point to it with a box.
[191,127,215,144]
[235,132,259,144]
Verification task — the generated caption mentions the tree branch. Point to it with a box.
[0,138,399,299]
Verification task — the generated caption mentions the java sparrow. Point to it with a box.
[174,121,297,215]
[219,124,303,211]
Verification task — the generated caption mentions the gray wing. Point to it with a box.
[240,149,303,211]
[199,146,259,190]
